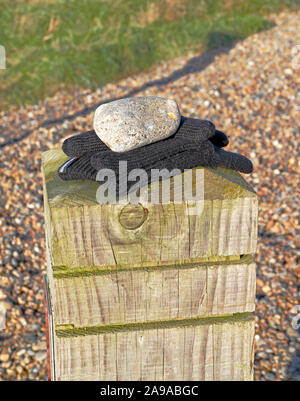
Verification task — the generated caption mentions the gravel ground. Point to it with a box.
[0,10,299,381]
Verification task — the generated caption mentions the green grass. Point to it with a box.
[0,0,299,111]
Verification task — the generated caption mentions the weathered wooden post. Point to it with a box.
[42,148,257,381]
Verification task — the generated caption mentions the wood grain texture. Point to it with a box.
[42,149,258,269]
[53,257,256,327]
[54,315,255,381]
[42,149,258,381]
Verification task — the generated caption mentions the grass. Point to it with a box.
[0,0,299,111]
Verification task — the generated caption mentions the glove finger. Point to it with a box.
[90,136,211,171]
[209,130,228,148]
[62,130,109,157]
[177,116,215,142]
[212,146,253,173]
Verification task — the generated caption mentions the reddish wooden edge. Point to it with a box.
[42,276,52,381]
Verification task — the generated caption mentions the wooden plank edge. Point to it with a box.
[55,312,254,338]
[52,254,253,279]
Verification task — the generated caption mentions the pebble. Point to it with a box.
[93,96,181,152]
[264,372,276,381]
[0,354,10,362]
[262,285,272,294]
[35,350,47,362]
[286,328,299,338]
[32,340,46,352]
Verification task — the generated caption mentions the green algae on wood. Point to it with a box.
[55,312,254,337]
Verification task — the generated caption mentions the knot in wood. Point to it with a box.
[118,203,148,230]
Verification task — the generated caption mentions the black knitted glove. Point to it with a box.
[58,117,253,186]
[61,117,229,157]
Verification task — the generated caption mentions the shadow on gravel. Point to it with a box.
[0,28,274,149]
[285,353,300,381]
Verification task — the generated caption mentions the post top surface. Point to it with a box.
[42,149,256,208]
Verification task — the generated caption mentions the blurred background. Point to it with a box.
[1,0,299,111]
[0,0,299,381]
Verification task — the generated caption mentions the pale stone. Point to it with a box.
[93,96,181,152]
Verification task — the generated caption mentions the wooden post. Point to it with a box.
[42,148,257,381]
